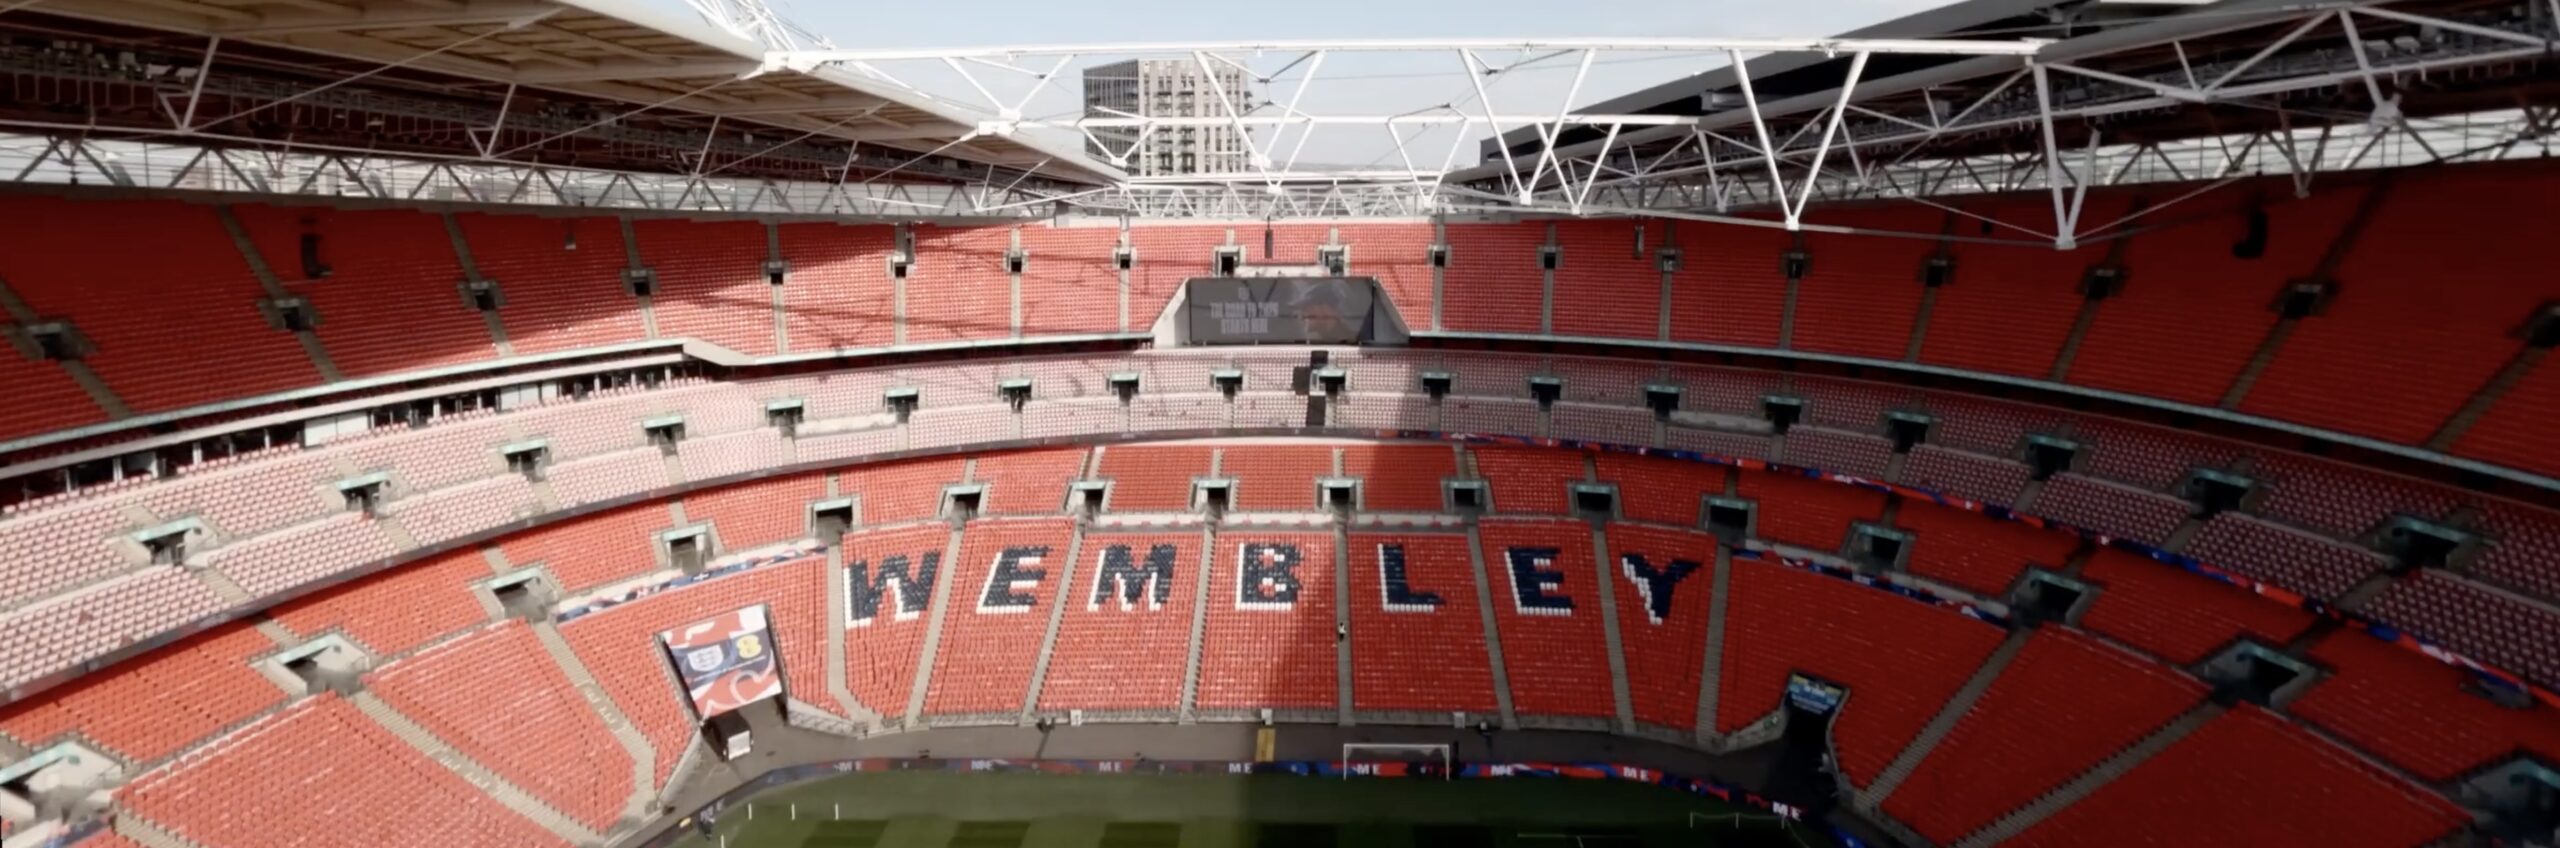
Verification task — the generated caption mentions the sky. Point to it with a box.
[649,0,1962,169]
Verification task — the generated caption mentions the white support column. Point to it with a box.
[2030,62,2077,250]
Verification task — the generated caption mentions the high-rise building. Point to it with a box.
[1081,59,1255,177]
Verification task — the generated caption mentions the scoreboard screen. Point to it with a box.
[660,604,783,720]
[1184,277,1385,345]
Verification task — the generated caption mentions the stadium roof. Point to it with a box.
[1,0,1118,212]
[0,0,2552,228]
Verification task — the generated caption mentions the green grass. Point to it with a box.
[664,772,1818,848]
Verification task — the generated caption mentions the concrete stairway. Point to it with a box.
[1586,525,1638,734]
[1019,526,1090,722]
[819,546,886,726]
[112,815,208,848]
[1178,523,1216,723]
[1693,547,1732,747]
[348,691,602,846]
[901,526,969,726]
[1463,524,1521,729]
[1954,702,2227,848]
[529,620,658,825]
[212,205,343,382]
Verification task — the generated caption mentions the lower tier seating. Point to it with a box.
[120,695,570,848]
[0,439,2499,848]
[1883,627,2205,844]
[1605,524,1720,731]
[840,524,959,720]
[1036,531,1197,714]
[2291,630,2560,782]
[1195,531,1339,713]
[1479,519,1616,720]
[0,624,280,766]
[368,621,633,831]
[922,519,1074,717]
[1344,532,1500,715]
[2004,705,2470,848]
[1717,557,2006,787]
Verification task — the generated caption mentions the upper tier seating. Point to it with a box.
[2064,188,2362,405]
[0,198,316,415]
[636,219,775,355]
[2003,705,2469,848]
[1441,224,1545,334]
[1550,220,1662,340]
[2239,166,2560,446]
[454,213,646,355]
[4,168,2557,487]
[1786,207,1940,360]
[1667,219,1790,348]
[1883,627,2205,845]
[908,226,1013,344]
[1918,197,2129,378]
[238,205,494,377]
[776,222,896,351]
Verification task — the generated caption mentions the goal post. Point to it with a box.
[1339,743,1451,779]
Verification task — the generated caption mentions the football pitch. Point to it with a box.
[662,771,1823,848]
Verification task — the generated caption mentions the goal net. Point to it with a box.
[1339,743,1451,779]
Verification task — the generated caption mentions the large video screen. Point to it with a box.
[1184,277,1383,344]
[660,605,783,720]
